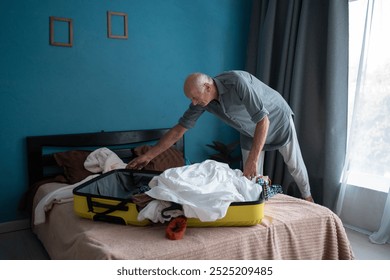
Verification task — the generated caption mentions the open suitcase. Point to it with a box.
[73,169,265,227]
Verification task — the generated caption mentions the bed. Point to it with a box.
[25,128,354,260]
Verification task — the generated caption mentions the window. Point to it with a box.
[346,0,390,192]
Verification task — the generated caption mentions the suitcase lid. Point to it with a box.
[73,169,160,201]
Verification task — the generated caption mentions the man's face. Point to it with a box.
[185,84,212,107]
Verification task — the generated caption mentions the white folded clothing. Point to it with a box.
[139,160,261,222]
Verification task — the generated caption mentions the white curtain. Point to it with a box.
[369,190,390,244]
[336,0,390,244]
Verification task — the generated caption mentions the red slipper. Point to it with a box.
[166,216,187,240]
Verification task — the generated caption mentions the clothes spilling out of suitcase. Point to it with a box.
[73,149,282,240]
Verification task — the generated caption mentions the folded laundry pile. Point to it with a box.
[138,160,262,223]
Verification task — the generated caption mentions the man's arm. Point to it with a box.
[126,124,187,170]
[243,116,269,179]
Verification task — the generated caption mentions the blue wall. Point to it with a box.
[0,0,252,223]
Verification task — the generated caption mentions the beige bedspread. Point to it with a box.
[33,183,354,260]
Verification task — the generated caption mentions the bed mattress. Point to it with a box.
[33,180,354,260]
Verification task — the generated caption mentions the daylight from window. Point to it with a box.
[347,0,390,192]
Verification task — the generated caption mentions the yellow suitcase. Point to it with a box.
[73,169,265,227]
[73,169,156,226]
[186,197,264,227]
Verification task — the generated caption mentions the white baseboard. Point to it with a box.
[0,219,31,234]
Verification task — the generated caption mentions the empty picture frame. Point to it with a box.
[107,11,128,39]
[49,16,73,47]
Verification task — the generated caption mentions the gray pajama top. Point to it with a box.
[178,70,294,151]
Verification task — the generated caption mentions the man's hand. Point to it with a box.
[303,195,314,203]
[126,155,151,170]
[243,160,259,180]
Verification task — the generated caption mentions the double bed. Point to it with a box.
[25,128,354,260]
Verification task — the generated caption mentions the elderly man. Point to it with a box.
[127,70,313,202]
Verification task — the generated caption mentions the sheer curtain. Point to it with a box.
[369,191,390,244]
[336,0,390,244]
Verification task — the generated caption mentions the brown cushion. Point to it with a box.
[54,150,94,184]
[134,145,184,171]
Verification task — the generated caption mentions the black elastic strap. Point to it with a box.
[87,196,129,215]
[161,202,183,219]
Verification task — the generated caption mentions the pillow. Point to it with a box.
[54,150,94,184]
[134,145,184,171]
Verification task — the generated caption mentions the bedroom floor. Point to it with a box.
[344,227,390,260]
[0,227,389,260]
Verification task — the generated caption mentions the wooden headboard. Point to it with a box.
[26,128,184,186]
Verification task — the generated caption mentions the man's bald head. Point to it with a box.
[183,73,218,107]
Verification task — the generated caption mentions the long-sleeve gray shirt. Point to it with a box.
[178,70,294,151]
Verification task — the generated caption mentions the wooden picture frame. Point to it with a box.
[49,16,73,47]
[107,11,128,39]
